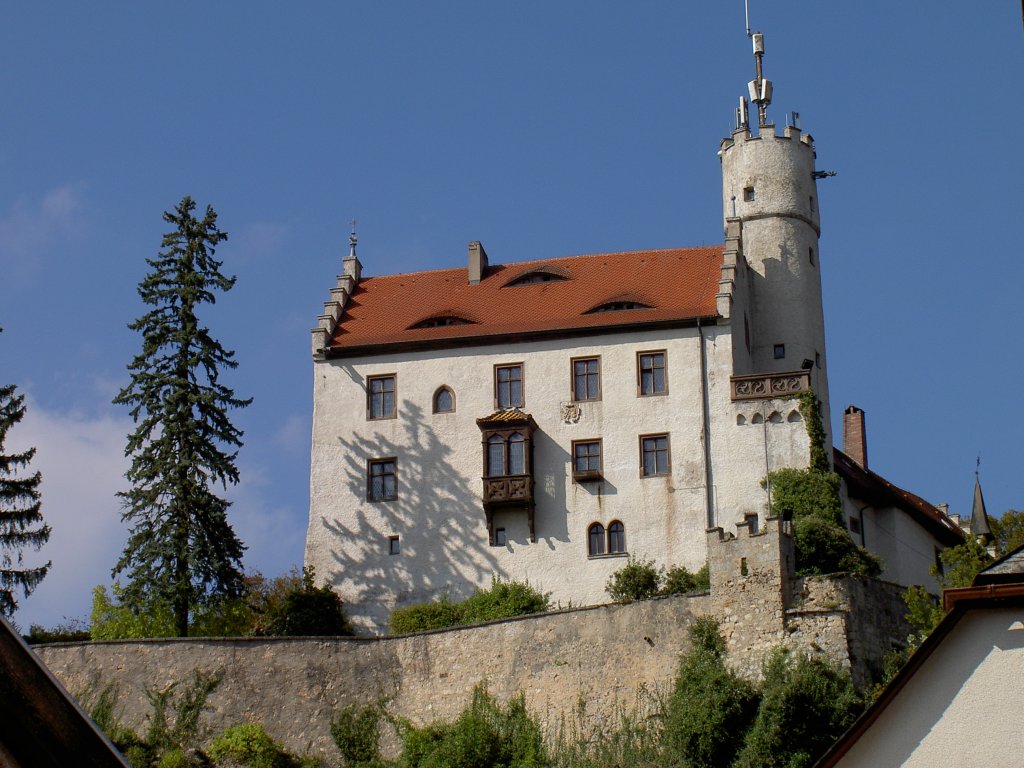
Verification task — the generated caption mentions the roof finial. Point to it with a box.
[348,219,358,258]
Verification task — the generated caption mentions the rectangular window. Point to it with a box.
[495,364,524,408]
[640,434,670,477]
[367,374,396,419]
[368,458,397,501]
[773,344,786,360]
[494,528,507,546]
[638,351,667,395]
[572,439,602,481]
[388,535,400,555]
[572,357,601,401]
[744,186,755,202]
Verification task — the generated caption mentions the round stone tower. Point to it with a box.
[719,31,831,430]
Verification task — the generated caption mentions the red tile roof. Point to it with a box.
[327,247,724,355]
[833,449,964,546]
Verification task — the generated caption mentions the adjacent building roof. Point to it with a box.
[327,247,723,356]
[833,448,964,547]
[973,543,1024,586]
[0,616,129,767]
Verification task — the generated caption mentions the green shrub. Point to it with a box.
[156,748,191,768]
[23,619,91,644]
[605,557,662,603]
[389,578,549,634]
[330,704,382,767]
[662,617,759,768]
[460,577,549,624]
[767,467,881,577]
[661,563,709,595]
[266,567,353,636]
[397,684,546,768]
[208,723,292,768]
[389,597,465,634]
[734,649,861,768]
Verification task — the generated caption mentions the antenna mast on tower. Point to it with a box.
[743,0,772,128]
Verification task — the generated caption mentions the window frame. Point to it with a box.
[637,351,668,396]
[367,457,398,501]
[494,527,507,546]
[388,535,400,555]
[640,434,671,477]
[607,520,626,554]
[367,374,397,420]
[588,522,606,557]
[571,356,601,402]
[572,439,603,482]
[433,385,456,414]
[494,363,524,409]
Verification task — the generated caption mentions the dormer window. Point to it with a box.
[409,315,475,329]
[504,266,570,287]
[589,296,651,315]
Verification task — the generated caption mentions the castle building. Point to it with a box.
[305,33,961,633]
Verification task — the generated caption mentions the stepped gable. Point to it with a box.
[326,246,723,355]
[833,448,964,545]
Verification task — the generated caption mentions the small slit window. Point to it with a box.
[388,535,400,555]
[494,528,507,546]
[773,344,785,360]
[743,186,755,202]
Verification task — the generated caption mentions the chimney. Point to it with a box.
[467,241,488,285]
[843,405,868,469]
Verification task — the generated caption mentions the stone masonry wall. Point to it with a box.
[37,596,711,761]
[787,575,911,689]
[35,524,910,760]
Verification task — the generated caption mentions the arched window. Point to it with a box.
[487,435,506,477]
[508,433,526,475]
[433,386,455,413]
[588,523,606,556]
[608,521,625,554]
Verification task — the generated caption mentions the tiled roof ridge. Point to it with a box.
[358,245,722,282]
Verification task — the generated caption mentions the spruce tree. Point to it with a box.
[0,327,50,616]
[114,197,250,637]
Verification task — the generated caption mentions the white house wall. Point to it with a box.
[844,490,942,593]
[836,607,1024,767]
[306,324,812,633]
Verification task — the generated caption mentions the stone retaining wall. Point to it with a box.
[37,595,711,760]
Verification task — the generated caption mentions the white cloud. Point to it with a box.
[0,185,86,282]
[6,396,308,630]
[7,400,131,630]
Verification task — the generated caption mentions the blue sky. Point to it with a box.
[1,3,1020,629]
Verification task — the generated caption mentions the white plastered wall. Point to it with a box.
[306,323,812,633]
[836,606,1024,768]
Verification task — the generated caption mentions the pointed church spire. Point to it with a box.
[970,460,993,544]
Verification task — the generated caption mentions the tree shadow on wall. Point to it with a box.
[317,400,503,631]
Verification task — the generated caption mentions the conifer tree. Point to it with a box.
[114,197,250,637]
[0,327,50,616]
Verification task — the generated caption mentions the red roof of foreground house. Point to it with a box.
[833,449,964,546]
[327,247,723,355]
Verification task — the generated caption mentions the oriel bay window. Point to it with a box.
[477,409,537,544]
